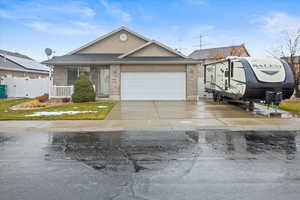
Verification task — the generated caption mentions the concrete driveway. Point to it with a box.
[106,100,263,120]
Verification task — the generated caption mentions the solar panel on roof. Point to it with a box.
[1,54,49,72]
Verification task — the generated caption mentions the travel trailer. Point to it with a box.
[204,57,295,110]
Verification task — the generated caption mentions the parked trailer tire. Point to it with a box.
[248,101,254,111]
[213,93,218,102]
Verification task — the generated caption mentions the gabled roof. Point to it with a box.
[118,40,187,58]
[0,53,49,73]
[67,26,151,55]
[189,44,250,60]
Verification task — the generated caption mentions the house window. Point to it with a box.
[67,67,90,86]
[67,70,78,86]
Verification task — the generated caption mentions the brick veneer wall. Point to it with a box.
[109,64,121,100]
[186,64,201,101]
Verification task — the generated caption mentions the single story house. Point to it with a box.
[0,49,50,98]
[43,26,202,101]
[189,44,250,63]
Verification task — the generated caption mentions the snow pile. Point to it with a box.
[98,106,108,108]
[26,111,97,117]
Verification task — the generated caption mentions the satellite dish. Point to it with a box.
[44,48,53,59]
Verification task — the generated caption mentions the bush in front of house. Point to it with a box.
[72,73,96,103]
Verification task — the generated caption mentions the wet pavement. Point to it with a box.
[1,130,300,200]
[106,100,267,120]
[106,100,299,120]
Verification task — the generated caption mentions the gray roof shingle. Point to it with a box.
[43,53,198,64]
[189,44,249,60]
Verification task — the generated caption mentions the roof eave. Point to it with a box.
[44,60,201,65]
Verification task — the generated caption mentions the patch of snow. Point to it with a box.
[97,106,108,108]
[180,121,192,124]
[26,111,97,117]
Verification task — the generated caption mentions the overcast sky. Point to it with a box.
[0,0,300,61]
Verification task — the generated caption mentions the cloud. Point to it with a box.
[0,1,100,35]
[99,0,131,23]
[26,21,104,36]
[185,0,207,5]
[47,3,96,17]
[0,9,12,19]
[0,8,37,20]
[255,12,300,37]
[143,24,243,56]
[0,1,95,20]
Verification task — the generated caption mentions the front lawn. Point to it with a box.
[0,99,114,120]
[278,100,300,115]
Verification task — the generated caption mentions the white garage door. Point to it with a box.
[121,72,186,100]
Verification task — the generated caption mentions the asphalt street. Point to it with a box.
[0,130,299,200]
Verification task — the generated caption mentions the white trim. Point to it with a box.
[118,41,154,58]
[44,60,201,65]
[66,26,151,55]
[152,40,187,58]
[118,40,187,58]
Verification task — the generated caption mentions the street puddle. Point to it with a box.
[42,130,299,174]
[47,131,200,173]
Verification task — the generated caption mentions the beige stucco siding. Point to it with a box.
[121,64,186,72]
[77,30,147,54]
[129,43,179,57]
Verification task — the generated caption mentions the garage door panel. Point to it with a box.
[121,72,186,100]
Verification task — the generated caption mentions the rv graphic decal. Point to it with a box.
[260,70,280,75]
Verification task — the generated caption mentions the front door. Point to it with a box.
[98,68,110,97]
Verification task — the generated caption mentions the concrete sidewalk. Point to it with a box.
[1,118,300,132]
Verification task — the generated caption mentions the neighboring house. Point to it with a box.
[282,56,300,80]
[0,49,50,98]
[189,44,250,63]
[44,26,201,100]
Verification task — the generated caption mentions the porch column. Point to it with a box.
[109,64,121,100]
[90,66,98,95]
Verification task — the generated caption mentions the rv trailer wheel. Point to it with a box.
[217,94,223,103]
[213,93,217,102]
[248,101,254,111]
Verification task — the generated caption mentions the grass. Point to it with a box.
[0,98,114,120]
[277,100,300,114]
[258,99,300,115]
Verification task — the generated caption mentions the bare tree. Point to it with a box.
[279,29,300,97]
